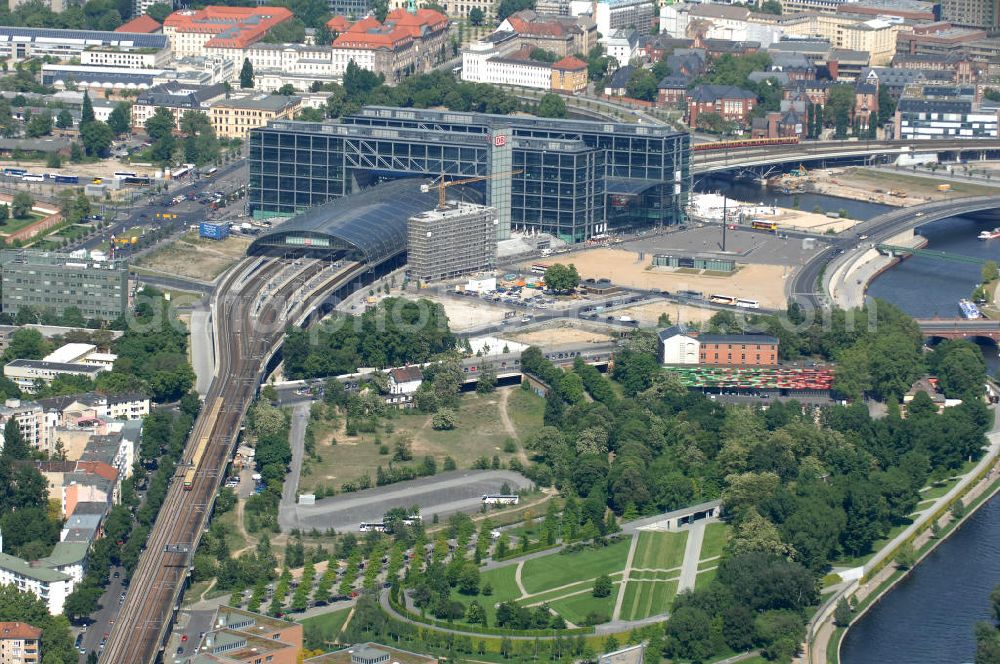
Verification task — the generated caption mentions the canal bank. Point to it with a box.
[833,449,1000,664]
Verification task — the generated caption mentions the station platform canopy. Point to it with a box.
[248,179,438,263]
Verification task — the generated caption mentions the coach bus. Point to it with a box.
[751,220,778,231]
[482,494,519,505]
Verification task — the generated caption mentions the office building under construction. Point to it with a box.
[407,203,498,283]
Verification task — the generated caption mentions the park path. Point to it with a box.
[498,387,530,465]
[515,561,528,596]
[677,520,706,592]
[611,533,640,621]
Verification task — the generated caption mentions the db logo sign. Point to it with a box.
[494,135,507,147]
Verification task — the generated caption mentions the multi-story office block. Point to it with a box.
[0,251,129,323]
[941,0,1000,29]
[249,107,690,243]
[407,203,498,282]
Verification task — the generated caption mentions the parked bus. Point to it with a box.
[122,176,152,186]
[21,173,44,182]
[359,522,390,533]
[736,298,760,309]
[113,171,137,179]
[709,294,737,305]
[751,220,778,231]
[482,494,519,505]
[203,167,218,177]
[171,166,192,180]
[530,263,550,276]
[53,174,79,184]
[3,168,26,177]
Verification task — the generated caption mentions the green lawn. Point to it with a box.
[697,558,719,571]
[835,521,911,568]
[699,523,729,561]
[0,207,46,234]
[300,607,352,650]
[547,592,616,625]
[521,539,631,595]
[620,579,677,621]
[52,224,90,241]
[632,531,688,570]
[695,568,717,589]
[920,480,958,500]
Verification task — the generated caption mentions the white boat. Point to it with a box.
[978,228,1000,240]
[959,299,981,319]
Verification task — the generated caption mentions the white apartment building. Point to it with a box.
[0,552,73,615]
[570,0,656,40]
[80,46,172,69]
[660,3,785,47]
[462,41,552,90]
[3,360,104,393]
[604,29,639,66]
[0,399,47,454]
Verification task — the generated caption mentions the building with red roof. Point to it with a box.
[326,8,449,82]
[551,55,588,92]
[0,622,41,663]
[163,6,294,58]
[115,14,162,34]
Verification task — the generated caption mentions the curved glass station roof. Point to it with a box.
[248,179,438,263]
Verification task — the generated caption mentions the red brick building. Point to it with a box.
[698,334,779,366]
[686,84,757,129]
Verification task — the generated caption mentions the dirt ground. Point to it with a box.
[414,292,509,331]
[807,167,1000,206]
[532,248,789,309]
[506,324,615,346]
[771,208,858,233]
[614,301,716,326]
[136,231,251,281]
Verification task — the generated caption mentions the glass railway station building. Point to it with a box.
[248,106,691,244]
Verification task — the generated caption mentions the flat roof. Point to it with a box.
[213,94,299,111]
[0,552,70,583]
[5,359,103,373]
[44,343,96,364]
[307,643,437,664]
[0,25,168,49]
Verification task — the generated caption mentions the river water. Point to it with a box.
[703,178,1000,661]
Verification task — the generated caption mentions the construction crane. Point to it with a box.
[422,170,523,209]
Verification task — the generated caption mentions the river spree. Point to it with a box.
[703,179,1000,661]
[840,496,1000,664]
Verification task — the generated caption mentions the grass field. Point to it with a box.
[547,592,616,625]
[0,206,46,235]
[695,568,717,589]
[521,539,631,595]
[846,168,1000,198]
[300,607,352,650]
[632,531,687,570]
[298,388,542,494]
[699,523,729,561]
[52,223,91,241]
[620,579,677,621]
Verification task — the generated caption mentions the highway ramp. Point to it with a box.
[280,469,533,532]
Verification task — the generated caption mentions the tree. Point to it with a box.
[81,90,95,125]
[895,541,916,569]
[25,110,52,138]
[11,191,33,219]
[457,563,480,594]
[537,93,567,118]
[834,598,853,627]
[146,1,172,21]
[432,408,457,430]
[0,205,7,225]
[2,417,30,459]
[277,83,297,96]
[107,102,131,136]
[469,6,484,24]
[665,606,719,663]
[56,108,73,130]
[240,58,255,89]
[625,68,658,102]
[466,600,487,625]
[373,0,389,21]
[544,263,580,292]
[496,0,532,21]
[592,574,613,598]
[264,17,307,43]
[80,120,113,157]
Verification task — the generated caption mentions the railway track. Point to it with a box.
[102,256,357,664]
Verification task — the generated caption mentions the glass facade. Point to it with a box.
[249,106,691,241]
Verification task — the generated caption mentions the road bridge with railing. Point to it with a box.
[693,139,1000,175]
[917,318,1000,341]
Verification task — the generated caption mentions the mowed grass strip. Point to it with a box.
[695,568,717,589]
[521,539,631,595]
[699,523,729,561]
[621,579,678,621]
[630,569,678,581]
[633,531,688,570]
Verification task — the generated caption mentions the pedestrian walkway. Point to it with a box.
[611,532,640,621]
[677,520,707,592]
